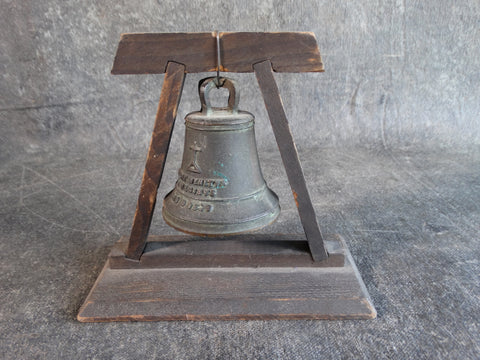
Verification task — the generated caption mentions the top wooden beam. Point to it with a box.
[111,32,324,74]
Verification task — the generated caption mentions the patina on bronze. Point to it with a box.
[162,77,280,236]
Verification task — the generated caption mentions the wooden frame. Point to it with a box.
[77,32,376,321]
[119,32,328,262]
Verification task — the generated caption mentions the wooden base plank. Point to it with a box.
[78,235,376,321]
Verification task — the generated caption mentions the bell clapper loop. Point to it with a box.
[199,77,239,115]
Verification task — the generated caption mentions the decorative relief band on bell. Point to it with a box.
[170,194,214,213]
[176,181,217,197]
[175,170,229,198]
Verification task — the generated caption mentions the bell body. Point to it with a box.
[162,77,280,236]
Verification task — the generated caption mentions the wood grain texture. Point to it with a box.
[110,234,344,269]
[77,235,376,322]
[111,32,324,74]
[125,61,185,260]
[254,60,328,261]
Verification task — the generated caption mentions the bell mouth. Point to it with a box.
[162,203,280,237]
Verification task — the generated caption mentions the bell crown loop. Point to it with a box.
[199,77,239,115]
[186,77,253,131]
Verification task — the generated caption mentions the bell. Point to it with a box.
[162,77,280,236]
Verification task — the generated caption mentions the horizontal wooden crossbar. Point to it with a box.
[111,32,324,74]
[110,234,344,269]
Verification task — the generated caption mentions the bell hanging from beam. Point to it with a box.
[162,77,280,236]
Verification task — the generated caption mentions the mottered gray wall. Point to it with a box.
[1,1,479,162]
[1,4,480,358]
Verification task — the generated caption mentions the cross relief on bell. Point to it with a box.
[187,141,202,174]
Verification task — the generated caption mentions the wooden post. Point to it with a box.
[254,60,328,261]
[125,61,186,260]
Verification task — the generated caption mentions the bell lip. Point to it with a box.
[161,204,280,237]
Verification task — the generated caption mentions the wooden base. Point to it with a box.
[77,235,376,321]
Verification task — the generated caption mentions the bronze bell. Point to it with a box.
[162,77,280,236]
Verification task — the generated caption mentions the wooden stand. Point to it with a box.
[78,32,376,321]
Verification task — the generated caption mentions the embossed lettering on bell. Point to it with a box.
[163,77,280,235]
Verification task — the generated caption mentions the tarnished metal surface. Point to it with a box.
[162,77,280,235]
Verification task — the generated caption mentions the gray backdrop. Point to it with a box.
[1,1,479,359]
[2,0,479,161]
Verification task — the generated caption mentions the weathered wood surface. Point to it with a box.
[111,32,324,74]
[111,234,344,269]
[77,236,376,322]
[125,61,185,260]
[254,60,328,261]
